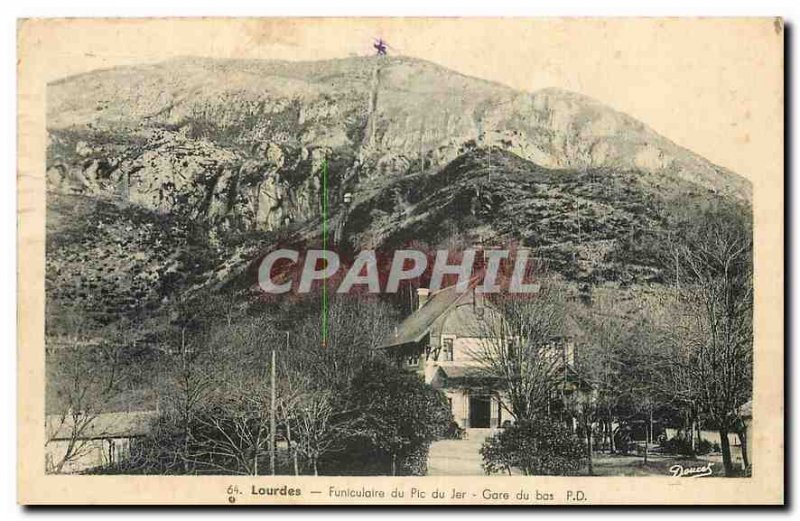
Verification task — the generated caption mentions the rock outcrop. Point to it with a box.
[45,56,753,327]
[47,56,751,237]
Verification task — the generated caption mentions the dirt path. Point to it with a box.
[427,429,505,476]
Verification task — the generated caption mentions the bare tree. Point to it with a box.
[670,204,753,476]
[290,295,397,390]
[573,298,631,454]
[564,388,597,475]
[190,315,284,475]
[291,389,340,476]
[133,294,396,475]
[45,312,129,473]
[275,371,304,476]
[471,284,569,422]
[153,324,216,474]
[277,296,397,474]
[648,289,706,453]
[189,380,273,475]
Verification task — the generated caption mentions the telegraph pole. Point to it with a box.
[322,158,329,348]
[270,348,276,475]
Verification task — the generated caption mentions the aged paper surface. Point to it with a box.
[18,18,783,505]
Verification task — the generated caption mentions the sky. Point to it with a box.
[20,17,783,183]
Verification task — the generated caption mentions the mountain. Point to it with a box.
[44,56,752,329]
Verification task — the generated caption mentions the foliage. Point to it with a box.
[343,360,453,475]
[660,436,695,456]
[480,417,586,476]
[660,436,717,457]
[46,194,218,332]
[444,420,466,440]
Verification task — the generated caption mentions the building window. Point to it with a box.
[406,354,419,367]
[443,338,454,361]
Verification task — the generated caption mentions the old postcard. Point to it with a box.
[17,18,783,505]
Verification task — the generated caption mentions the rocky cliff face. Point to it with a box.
[47,56,750,236]
[45,56,752,327]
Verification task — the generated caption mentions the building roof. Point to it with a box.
[378,277,581,350]
[46,410,157,441]
[439,299,503,338]
[436,365,483,379]
[378,280,479,349]
[429,365,494,388]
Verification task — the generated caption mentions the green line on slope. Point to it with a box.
[322,158,328,348]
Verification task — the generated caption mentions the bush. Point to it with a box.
[445,420,466,440]
[661,436,694,456]
[340,360,454,475]
[396,444,430,476]
[660,436,718,456]
[320,437,431,476]
[696,439,721,455]
[480,417,586,476]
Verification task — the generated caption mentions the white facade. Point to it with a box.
[384,286,575,430]
[46,436,135,474]
[415,290,507,429]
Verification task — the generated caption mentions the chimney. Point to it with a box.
[417,288,430,310]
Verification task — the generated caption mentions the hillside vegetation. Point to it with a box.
[45,55,752,334]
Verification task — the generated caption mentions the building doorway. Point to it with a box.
[469,395,491,428]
